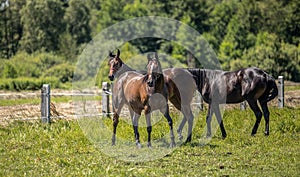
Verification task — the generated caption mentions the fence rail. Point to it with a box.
[0,76,288,123]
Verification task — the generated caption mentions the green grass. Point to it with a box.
[0,107,299,176]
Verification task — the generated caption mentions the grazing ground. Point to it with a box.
[0,107,299,176]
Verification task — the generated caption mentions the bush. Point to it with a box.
[4,52,65,78]
[42,63,74,83]
[0,77,60,91]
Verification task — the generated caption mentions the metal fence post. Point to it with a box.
[195,92,203,111]
[102,82,110,117]
[278,76,284,108]
[41,84,51,123]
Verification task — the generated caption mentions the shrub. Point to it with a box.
[42,63,74,83]
[0,77,60,91]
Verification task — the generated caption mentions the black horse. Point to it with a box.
[185,67,278,138]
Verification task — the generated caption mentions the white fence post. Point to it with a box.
[102,82,110,117]
[278,76,284,108]
[41,84,51,123]
[195,92,203,111]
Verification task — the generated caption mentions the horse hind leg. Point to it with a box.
[161,105,176,147]
[212,104,227,139]
[259,100,270,135]
[182,105,194,143]
[247,100,263,136]
[169,96,185,141]
[206,104,213,138]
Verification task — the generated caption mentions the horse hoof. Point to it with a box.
[185,138,192,143]
[264,131,269,136]
[222,134,227,139]
[178,134,183,141]
[111,140,116,146]
[136,143,142,149]
[170,142,176,148]
[206,134,212,139]
[147,142,152,148]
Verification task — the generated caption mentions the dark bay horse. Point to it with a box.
[111,53,176,148]
[108,49,196,143]
[187,67,278,138]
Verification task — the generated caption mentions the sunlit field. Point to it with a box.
[1,107,299,176]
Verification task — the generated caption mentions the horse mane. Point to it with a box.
[186,68,201,88]
[142,74,149,83]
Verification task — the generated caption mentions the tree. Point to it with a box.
[64,0,91,45]
[0,0,25,59]
[20,0,65,53]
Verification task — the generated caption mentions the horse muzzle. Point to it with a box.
[108,75,114,81]
[147,80,154,87]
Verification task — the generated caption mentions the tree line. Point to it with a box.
[0,0,299,90]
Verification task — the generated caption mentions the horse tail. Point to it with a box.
[264,76,278,103]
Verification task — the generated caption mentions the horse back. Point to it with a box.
[163,68,196,104]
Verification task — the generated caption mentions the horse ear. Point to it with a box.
[109,51,113,57]
[154,52,158,60]
[147,53,152,61]
[116,49,120,58]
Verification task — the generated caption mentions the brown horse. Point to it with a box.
[187,68,278,138]
[111,53,175,148]
[108,49,196,143]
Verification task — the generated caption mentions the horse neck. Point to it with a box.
[116,63,135,78]
[187,68,202,92]
[155,73,165,91]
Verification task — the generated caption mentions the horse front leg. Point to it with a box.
[206,104,213,138]
[161,104,176,147]
[145,108,152,148]
[132,112,142,148]
[112,101,124,146]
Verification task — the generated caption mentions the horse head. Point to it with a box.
[146,53,162,87]
[108,49,123,81]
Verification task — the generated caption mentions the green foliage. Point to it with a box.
[20,0,65,53]
[2,52,64,78]
[43,63,74,83]
[2,61,18,78]
[64,0,92,45]
[0,77,60,91]
[0,0,300,90]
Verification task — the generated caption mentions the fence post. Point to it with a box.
[240,101,247,111]
[278,76,284,108]
[102,82,110,117]
[195,92,203,111]
[41,84,51,123]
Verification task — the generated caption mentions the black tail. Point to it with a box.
[264,77,278,103]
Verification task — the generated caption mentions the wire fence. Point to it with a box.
[0,77,298,124]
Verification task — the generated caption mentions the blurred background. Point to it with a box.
[0,0,299,90]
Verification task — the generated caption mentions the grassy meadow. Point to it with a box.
[0,106,299,176]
